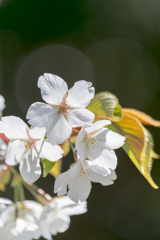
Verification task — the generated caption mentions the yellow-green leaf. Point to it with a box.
[42,159,55,177]
[87,92,122,122]
[123,108,160,127]
[110,112,158,189]
[49,159,62,178]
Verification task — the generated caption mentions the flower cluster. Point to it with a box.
[0,74,125,239]
[0,74,125,202]
[0,196,87,240]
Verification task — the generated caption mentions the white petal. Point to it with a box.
[38,73,68,105]
[0,95,5,113]
[68,174,91,203]
[26,102,57,127]
[108,170,117,180]
[5,140,25,165]
[89,169,117,186]
[19,149,41,183]
[52,196,87,215]
[86,142,104,160]
[54,171,69,196]
[0,116,28,140]
[62,202,87,216]
[68,161,80,179]
[96,128,126,149]
[37,140,63,162]
[85,160,109,176]
[55,197,87,216]
[67,80,95,107]
[15,218,40,240]
[24,201,43,220]
[49,213,70,234]
[85,120,111,135]
[67,108,95,127]
[47,114,72,144]
[0,198,13,205]
[75,124,86,143]
[75,145,87,166]
[29,127,46,139]
[0,204,15,223]
[40,219,52,240]
[92,149,117,171]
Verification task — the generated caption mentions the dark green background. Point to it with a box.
[1,0,160,239]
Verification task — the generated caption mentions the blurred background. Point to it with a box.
[1,0,160,239]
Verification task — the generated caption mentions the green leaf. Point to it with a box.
[42,159,56,177]
[50,159,62,178]
[109,112,158,189]
[10,175,21,188]
[87,91,122,122]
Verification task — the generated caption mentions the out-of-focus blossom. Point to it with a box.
[0,197,12,213]
[54,159,116,203]
[27,73,95,145]
[0,197,87,240]
[0,198,13,227]
[39,196,87,240]
[0,200,43,240]
[0,116,63,183]
[75,120,126,172]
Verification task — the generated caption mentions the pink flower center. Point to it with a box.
[25,138,36,149]
[21,137,36,151]
[58,102,70,114]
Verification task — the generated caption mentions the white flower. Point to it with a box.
[0,200,43,240]
[0,197,12,213]
[75,120,126,172]
[39,196,87,240]
[0,116,63,183]
[26,73,95,145]
[0,95,5,114]
[0,198,13,228]
[54,159,117,203]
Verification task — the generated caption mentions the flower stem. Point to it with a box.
[10,167,51,205]
[13,185,19,203]
[68,138,78,162]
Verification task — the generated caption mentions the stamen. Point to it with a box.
[21,137,36,152]
[79,162,89,177]
[84,134,99,150]
[57,102,70,114]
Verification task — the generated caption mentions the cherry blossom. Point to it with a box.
[0,197,87,240]
[0,198,13,228]
[75,120,126,172]
[26,73,95,145]
[39,196,87,239]
[0,200,43,240]
[0,116,63,183]
[54,159,117,203]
